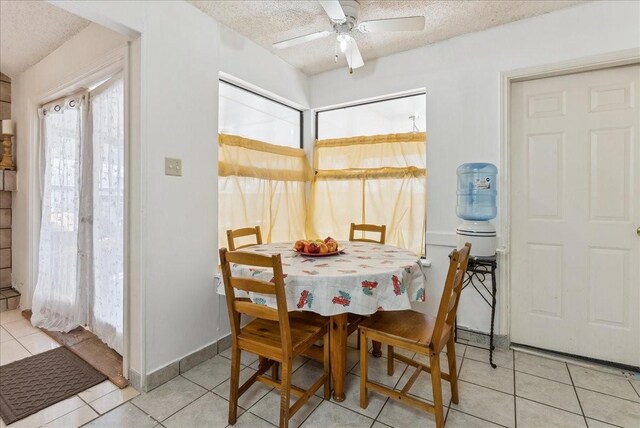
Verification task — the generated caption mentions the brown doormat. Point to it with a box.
[0,347,106,425]
[21,310,128,388]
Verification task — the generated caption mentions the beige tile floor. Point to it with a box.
[1,307,639,427]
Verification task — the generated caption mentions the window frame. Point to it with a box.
[219,78,304,149]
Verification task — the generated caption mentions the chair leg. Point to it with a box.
[279,359,292,428]
[359,329,369,409]
[430,352,445,428]
[356,331,361,350]
[272,361,280,381]
[446,338,459,404]
[387,345,394,376]
[323,333,331,400]
[228,345,241,425]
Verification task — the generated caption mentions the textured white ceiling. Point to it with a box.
[0,1,91,78]
[190,0,584,75]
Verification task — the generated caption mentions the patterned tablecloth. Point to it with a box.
[217,242,427,316]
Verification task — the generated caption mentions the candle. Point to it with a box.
[2,120,14,136]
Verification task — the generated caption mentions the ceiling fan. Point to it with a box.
[272,0,426,74]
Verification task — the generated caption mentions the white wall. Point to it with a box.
[42,0,310,379]
[309,0,640,334]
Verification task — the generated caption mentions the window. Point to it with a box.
[312,94,427,256]
[217,80,308,250]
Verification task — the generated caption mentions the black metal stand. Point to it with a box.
[455,254,498,368]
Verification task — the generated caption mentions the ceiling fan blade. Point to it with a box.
[272,31,333,50]
[319,0,346,22]
[344,39,364,70]
[358,16,426,33]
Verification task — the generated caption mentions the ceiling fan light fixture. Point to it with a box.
[337,33,351,52]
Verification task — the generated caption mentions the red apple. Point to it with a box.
[293,240,307,252]
[307,242,321,254]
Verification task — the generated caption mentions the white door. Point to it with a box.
[510,64,640,366]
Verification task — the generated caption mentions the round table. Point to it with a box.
[217,241,426,401]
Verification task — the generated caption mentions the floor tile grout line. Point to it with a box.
[145,376,210,424]
[446,350,469,423]
[629,379,640,399]
[512,367,574,386]
[0,323,19,342]
[313,397,377,426]
[132,390,203,426]
[462,354,513,371]
[514,394,587,418]
[128,400,165,425]
[566,362,589,426]
[372,397,390,424]
[512,349,518,428]
[242,409,279,427]
[463,355,512,371]
[454,378,513,396]
[291,395,330,428]
[26,394,95,427]
[584,416,624,428]
[321,394,376,423]
[443,355,461,426]
[573,384,640,404]
[77,399,156,428]
[448,408,512,428]
[75,393,103,419]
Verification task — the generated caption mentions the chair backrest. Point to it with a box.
[219,248,292,354]
[431,242,471,351]
[226,226,263,251]
[349,223,386,244]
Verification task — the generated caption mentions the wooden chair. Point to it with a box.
[358,243,471,428]
[348,222,387,353]
[226,226,263,251]
[349,222,386,244]
[219,248,330,428]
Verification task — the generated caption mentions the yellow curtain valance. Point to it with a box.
[218,133,312,182]
[314,132,426,173]
[315,166,426,180]
[315,132,426,148]
[219,133,307,157]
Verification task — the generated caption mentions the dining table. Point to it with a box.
[216,241,427,401]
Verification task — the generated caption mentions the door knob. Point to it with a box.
[637,226,640,236]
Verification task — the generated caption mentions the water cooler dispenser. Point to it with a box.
[456,163,498,257]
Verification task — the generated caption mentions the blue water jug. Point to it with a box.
[456,163,498,221]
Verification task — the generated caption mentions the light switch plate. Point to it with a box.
[165,158,182,176]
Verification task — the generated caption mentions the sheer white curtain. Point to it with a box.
[32,94,90,331]
[90,78,124,354]
[32,78,124,355]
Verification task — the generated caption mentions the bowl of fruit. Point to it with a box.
[293,237,343,256]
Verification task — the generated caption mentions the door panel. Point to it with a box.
[589,128,630,221]
[511,64,640,366]
[528,133,564,218]
[588,247,629,328]
[528,243,564,318]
